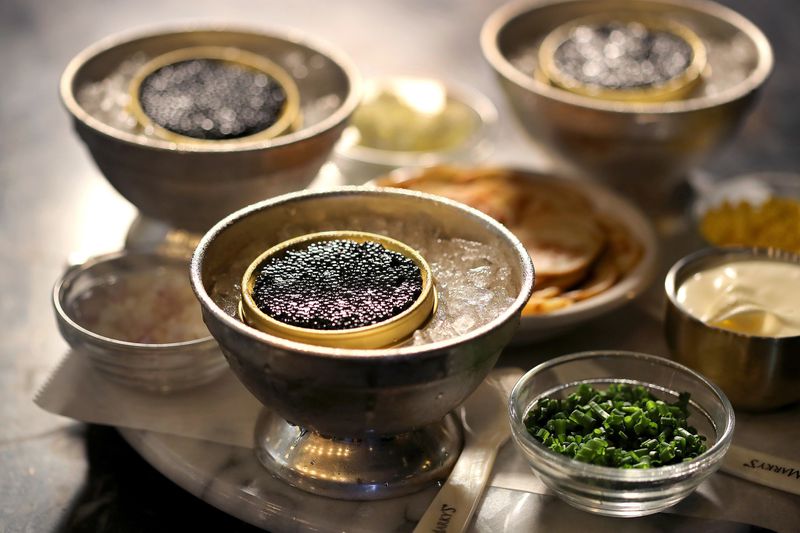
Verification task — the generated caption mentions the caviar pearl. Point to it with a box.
[252,240,423,330]
[554,21,693,90]
[139,58,287,140]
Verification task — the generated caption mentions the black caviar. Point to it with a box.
[252,239,423,330]
[554,22,693,90]
[139,58,287,140]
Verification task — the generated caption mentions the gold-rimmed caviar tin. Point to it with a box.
[537,15,707,103]
[128,46,301,144]
[240,231,437,349]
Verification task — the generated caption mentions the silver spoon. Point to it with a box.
[413,372,514,533]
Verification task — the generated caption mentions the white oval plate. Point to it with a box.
[372,169,659,343]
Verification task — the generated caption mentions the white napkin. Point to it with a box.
[35,351,260,448]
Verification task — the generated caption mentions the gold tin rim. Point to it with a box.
[128,45,302,145]
[537,14,708,103]
[240,231,437,349]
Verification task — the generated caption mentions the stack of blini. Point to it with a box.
[377,166,642,314]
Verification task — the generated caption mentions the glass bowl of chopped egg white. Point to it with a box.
[665,246,800,411]
[53,251,227,393]
[509,351,734,517]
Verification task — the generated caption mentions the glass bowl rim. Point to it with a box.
[53,250,217,351]
[509,350,735,482]
[692,171,800,220]
[334,75,498,166]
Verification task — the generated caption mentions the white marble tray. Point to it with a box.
[120,428,437,532]
[36,350,799,532]
[119,428,794,532]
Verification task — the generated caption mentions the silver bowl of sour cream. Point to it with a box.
[664,247,800,411]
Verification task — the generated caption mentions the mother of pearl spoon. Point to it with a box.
[413,371,516,533]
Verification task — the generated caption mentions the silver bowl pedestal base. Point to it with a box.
[254,409,463,500]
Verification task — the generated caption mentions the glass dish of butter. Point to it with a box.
[333,77,497,183]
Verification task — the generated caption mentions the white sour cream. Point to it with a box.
[676,259,800,337]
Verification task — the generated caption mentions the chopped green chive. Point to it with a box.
[523,383,707,469]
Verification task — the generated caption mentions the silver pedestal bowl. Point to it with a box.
[190,187,535,499]
[481,0,773,185]
[60,24,360,232]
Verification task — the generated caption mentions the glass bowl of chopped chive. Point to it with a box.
[509,351,734,517]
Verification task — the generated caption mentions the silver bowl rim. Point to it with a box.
[60,22,362,153]
[664,246,800,341]
[481,0,774,114]
[190,186,536,361]
[53,250,217,351]
[334,75,499,166]
[508,350,735,482]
